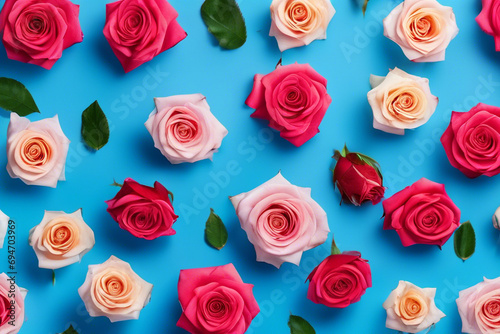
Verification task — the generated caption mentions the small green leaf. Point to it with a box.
[52,270,56,286]
[454,221,476,261]
[59,324,78,334]
[201,0,247,49]
[81,100,109,150]
[205,209,228,250]
[362,0,369,16]
[288,314,316,334]
[0,77,40,116]
[331,238,341,255]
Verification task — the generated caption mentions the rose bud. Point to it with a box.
[332,145,385,206]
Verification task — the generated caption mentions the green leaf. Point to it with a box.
[331,238,341,255]
[201,0,247,49]
[362,0,369,16]
[0,77,40,116]
[205,208,228,250]
[59,325,78,334]
[454,221,476,261]
[288,314,316,334]
[81,100,109,150]
[52,270,56,286]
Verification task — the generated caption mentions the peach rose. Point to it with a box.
[367,68,438,135]
[383,0,459,62]
[0,273,27,334]
[145,94,228,164]
[270,0,335,51]
[28,209,95,270]
[230,172,329,268]
[383,281,445,333]
[0,210,8,249]
[78,256,153,322]
[6,113,70,188]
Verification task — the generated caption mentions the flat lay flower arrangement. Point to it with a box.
[0,0,499,333]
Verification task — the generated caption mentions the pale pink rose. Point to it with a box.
[367,68,438,135]
[6,113,70,188]
[230,172,329,268]
[145,94,228,164]
[0,210,8,249]
[270,0,335,51]
[457,277,500,334]
[78,256,153,322]
[0,273,27,334]
[383,0,459,62]
[383,281,445,333]
[29,209,95,270]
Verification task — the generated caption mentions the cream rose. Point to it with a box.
[145,94,228,164]
[383,281,445,333]
[0,210,8,249]
[29,209,95,270]
[383,0,459,62]
[6,113,70,187]
[270,0,335,51]
[0,273,27,334]
[78,255,153,322]
[367,68,438,135]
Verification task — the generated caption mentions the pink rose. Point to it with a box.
[230,172,329,268]
[246,63,332,147]
[103,0,187,73]
[307,251,372,308]
[383,281,445,333]
[441,103,500,178]
[177,263,259,334]
[0,273,27,334]
[457,277,500,334]
[6,113,70,188]
[383,178,460,247]
[78,256,153,322]
[383,0,459,62]
[477,0,500,51]
[269,0,336,51]
[106,178,178,240]
[0,0,83,69]
[368,68,438,135]
[145,94,228,164]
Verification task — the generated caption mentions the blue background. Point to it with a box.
[0,0,499,333]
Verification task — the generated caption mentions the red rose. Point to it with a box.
[383,178,460,247]
[307,251,372,308]
[105,178,178,240]
[332,146,385,206]
[0,0,83,69]
[441,103,500,178]
[245,63,332,147]
[103,0,187,73]
[177,264,260,334]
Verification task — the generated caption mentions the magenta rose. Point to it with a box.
[307,251,372,308]
[105,178,178,240]
[441,103,500,178]
[383,178,460,247]
[246,63,332,147]
[477,0,500,51]
[0,0,83,69]
[177,264,260,334]
[103,0,187,73]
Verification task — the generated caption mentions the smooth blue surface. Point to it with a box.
[0,0,499,333]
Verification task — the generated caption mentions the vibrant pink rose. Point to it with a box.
[383,178,460,247]
[6,113,70,188]
[106,178,178,240]
[0,0,83,69]
[383,0,459,62]
[78,256,153,322]
[269,0,336,51]
[0,273,27,334]
[246,63,332,147]
[145,94,228,164]
[441,103,500,178]
[457,277,500,334]
[103,0,187,73]
[476,0,500,51]
[307,251,371,308]
[177,263,259,334]
[230,172,329,268]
